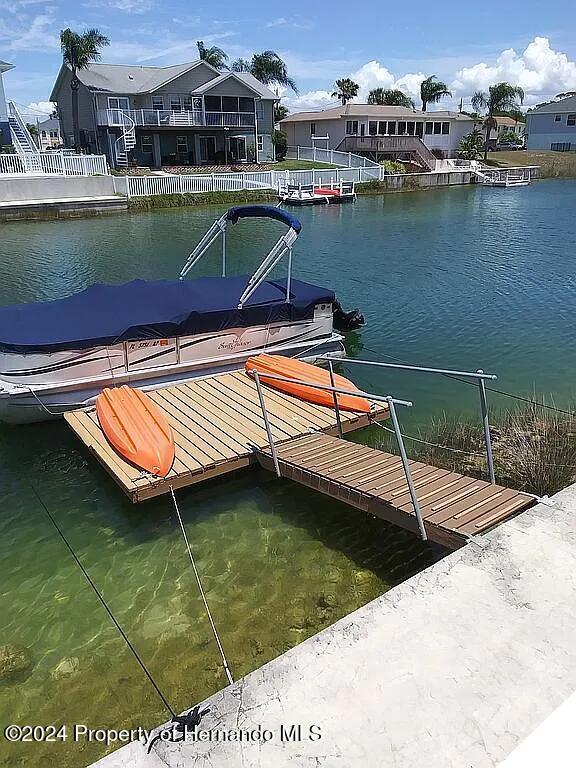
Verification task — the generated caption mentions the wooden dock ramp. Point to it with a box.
[256,433,535,549]
[64,370,389,502]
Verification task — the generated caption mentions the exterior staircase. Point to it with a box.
[114,112,136,168]
[338,135,437,171]
[8,102,42,172]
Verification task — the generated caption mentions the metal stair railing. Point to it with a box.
[114,111,137,168]
[8,102,40,158]
[248,369,428,541]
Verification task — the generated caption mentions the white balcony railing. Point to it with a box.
[97,109,255,129]
[0,152,109,176]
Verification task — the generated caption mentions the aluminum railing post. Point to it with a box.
[328,360,343,438]
[386,397,427,541]
[477,370,496,483]
[254,372,280,477]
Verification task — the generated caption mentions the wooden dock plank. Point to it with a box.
[65,370,390,503]
[256,433,535,549]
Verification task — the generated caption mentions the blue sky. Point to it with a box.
[2,0,576,120]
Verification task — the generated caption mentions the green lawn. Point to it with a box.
[485,150,576,178]
[273,159,340,170]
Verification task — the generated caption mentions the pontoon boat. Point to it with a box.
[0,206,345,423]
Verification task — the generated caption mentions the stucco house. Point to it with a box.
[486,115,525,147]
[280,104,477,166]
[526,95,576,151]
[50,60,277,168]
[0,60,15,148]
[37,116,62,150]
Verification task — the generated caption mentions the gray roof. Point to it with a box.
[38,117,60,131]
[280,103,474,123]
[70,61,206,94]
[51,60,276,100]
[529,95,576,114]
[194,71,276,99]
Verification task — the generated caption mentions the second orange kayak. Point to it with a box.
[245,354,371,413]
[96,386,175,477]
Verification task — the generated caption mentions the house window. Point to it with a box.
[407,122,415,135]
[239,97,254,113]
[555,114,561,121]
[141,135,153,153]
[387,121,396,135]
[425,122,433,135]
[257,135,263,151]
[568,114,576,126]
[398,121,406,135]
[310,122,316,136]
[170,96,182,112]
[222,96,239,113]
[183,96,193,111]
[205,95,221,112]
[368,121,377,136]
[50,131,58,138]
[176,136,188,153]
[152,96,163,111]
[41,130,47,137]
[441,122,450,135]
[433,122,442,134]
[108,97,129,110]
[378,121,386,135]
[346,120,358,135]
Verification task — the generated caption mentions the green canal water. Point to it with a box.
[1,180,575,767]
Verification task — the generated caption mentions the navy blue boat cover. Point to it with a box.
[0,277,334,354]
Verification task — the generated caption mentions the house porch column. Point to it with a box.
[152,133,162,169]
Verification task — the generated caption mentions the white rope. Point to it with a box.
[169,487,234,686]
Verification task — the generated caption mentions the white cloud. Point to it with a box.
[283,89,337,112]
[266,17,289,27]
[23,101,55,118]
[0,13,60,52]
[452,37,576,102]
[107,0,154,12]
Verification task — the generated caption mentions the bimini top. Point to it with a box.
[0,276,334,354]
[225,205,302,233]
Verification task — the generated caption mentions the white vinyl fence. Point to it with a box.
[286,145,380,168]
[0,153,109,176]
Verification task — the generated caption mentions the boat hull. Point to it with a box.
[0,332,345,424]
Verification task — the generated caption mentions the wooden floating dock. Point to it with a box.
[256,433,535,549]
[65,370,388,502]
[66,369,535,548]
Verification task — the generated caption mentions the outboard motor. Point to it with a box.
[333,300,366,332]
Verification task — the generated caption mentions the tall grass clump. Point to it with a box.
[376,402,576,498]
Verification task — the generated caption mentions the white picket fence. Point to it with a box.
[0,153,109,176]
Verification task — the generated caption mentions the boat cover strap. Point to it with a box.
[0,277,334,354]
[225,205,302,233]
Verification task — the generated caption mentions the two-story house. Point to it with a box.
[280,104,477,167]
[50,60,277,168]
[526,95,576,151]
[37,116,62,150]
[0,60,15,148]
[486,115,525,148]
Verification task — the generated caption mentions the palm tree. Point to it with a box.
[196,40,228,71]
[231,51,298,93]
[472,82,524,160]
[331,78,359,105]
[274,103,289,123]
[367,88,415,108]
[60,28,109,151]
[420,75,451,112]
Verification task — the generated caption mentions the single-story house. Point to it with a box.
[0,60,14,148]
[486,115,525,146]
[280,104,477,164]
[37,116,62,150]
[526,95,576,151]
[50,60,277,168]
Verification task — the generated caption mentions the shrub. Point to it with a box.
[458,129,485,160]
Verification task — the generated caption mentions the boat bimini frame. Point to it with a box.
[179,206,302,309]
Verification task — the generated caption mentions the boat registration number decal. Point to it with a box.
[127,340,171,350]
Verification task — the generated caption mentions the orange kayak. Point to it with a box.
[96,386,175,477]
[245,354,371,413]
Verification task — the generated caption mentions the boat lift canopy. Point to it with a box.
[179,205,302,309]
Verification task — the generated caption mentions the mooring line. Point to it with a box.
[24,477,177,719]
[169,487,234,686]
